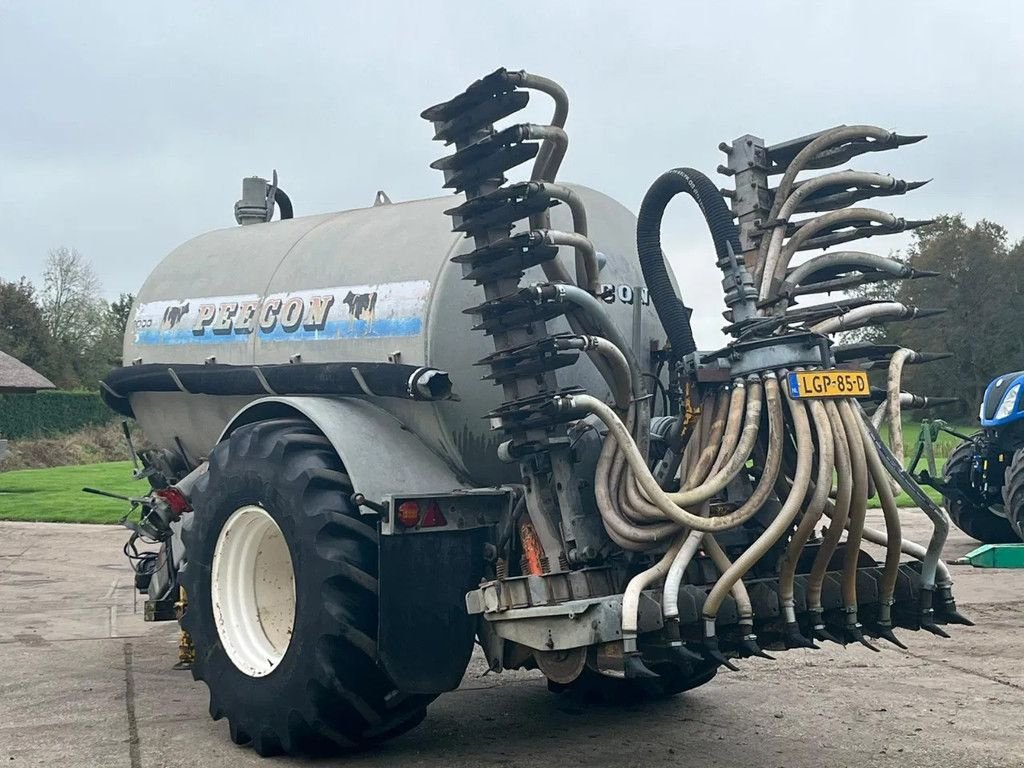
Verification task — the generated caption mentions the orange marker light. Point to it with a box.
[396,500,421,528]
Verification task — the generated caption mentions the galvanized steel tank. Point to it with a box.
[125,184,663,485]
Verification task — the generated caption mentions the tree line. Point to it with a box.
[0,248,132,389]
[849,214,1023,417]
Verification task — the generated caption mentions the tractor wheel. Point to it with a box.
[1002,447,1024,541]
[943,436,1017,544]
[180,417,432,757]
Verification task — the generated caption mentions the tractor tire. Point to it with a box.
[1002,447,1024,541]
[180,417,432,757]
[943,436,1017,544]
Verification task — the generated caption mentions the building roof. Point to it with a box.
[0,350,55,393]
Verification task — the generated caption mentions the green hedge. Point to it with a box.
[0,390,114,439]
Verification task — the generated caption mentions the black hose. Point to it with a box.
[274,187,294,219]
[636,168,742,357]
[100,362,452,418]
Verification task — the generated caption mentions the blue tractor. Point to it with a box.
[938,371,1024,542]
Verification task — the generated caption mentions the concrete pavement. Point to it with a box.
[1,513,1022,767]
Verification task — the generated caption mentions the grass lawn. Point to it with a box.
[0,419,976,523]
[0,461,139,524]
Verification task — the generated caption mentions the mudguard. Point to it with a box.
[220,396,470,501]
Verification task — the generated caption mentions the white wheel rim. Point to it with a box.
[211,505,296,677]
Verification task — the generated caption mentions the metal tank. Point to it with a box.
[124,184,662,486]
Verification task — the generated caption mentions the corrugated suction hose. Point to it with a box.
[636,168,743,357]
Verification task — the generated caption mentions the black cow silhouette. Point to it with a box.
[161,302,190,330]
[342,291,377,330]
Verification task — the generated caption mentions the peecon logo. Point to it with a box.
[191,295,336,337]
[132,281,430,346]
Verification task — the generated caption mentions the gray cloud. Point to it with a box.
[2,0,1020,347]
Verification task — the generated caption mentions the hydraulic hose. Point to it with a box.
[778,399,834,625]
[887,348,915,467]
[573,382,773,533]
[758,172,898,298]
[809,301,911,335]
[535,183,599,293]
[538,230,600,297]
[554,336,632,412]
[617,381,766,521]
[807,400,853,615]
[776,251,914,302]
[765,208,899,296]
[636,168,741,357]
[757,126,895,270]
[838,399,870,636]
[860,415,903,631]
[702,388,812,626]
[512,72,568,184]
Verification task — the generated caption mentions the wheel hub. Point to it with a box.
[211,505,296,677]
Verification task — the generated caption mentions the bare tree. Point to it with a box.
[40,247,104,347]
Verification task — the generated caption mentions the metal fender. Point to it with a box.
[220,395,471,502]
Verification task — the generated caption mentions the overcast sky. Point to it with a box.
[2,1,1021,346]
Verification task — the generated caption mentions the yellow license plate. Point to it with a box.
[787,369,870,399]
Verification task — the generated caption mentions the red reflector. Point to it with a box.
[396,501,421,528]
[155,487,191,516]
[420,501,447,528]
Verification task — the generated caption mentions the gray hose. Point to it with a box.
[807,400,853,612]
[887,348,915,467]
[702,383,813,624]
[859,415,903,628]
[703,534,754,622]
[513,72,568,184]
[778,399,835,623]
[776,251,914,301]
[857,406,949,590]
[756,126,895,273]
[709,383,746,475]
[618,380,765,519]
[536,283,650,455]
[569,383,773,533]
[682,388,731,490]
[535,184,599,294]
[838,399,870,627]
[809,301,910,335]
[767,207,899,295]
[759,171,899,298]
[539,230,600,297]
[554,335,631,412]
